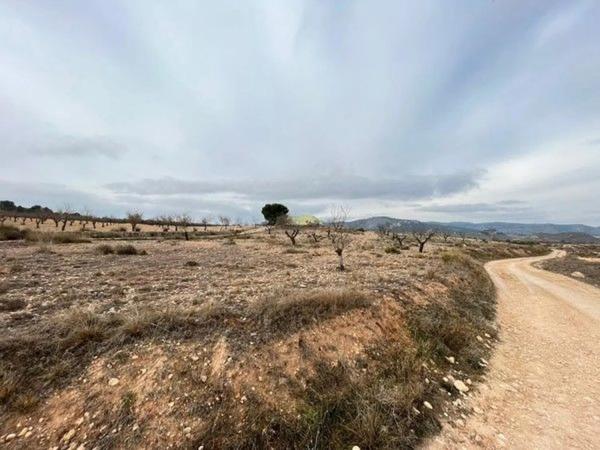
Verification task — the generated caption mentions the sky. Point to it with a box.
[1,0,600,225]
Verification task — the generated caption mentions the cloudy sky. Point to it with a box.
[1,1,599,224]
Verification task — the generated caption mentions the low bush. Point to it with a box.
[114,244,146,255]
[96,244,115,255]
[0,297,27,312]
[0,225,26,241]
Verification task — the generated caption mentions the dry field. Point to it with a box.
[0,224,548,449]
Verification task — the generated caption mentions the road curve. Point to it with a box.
[425,250,600,450]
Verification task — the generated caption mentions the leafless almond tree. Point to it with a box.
[178,213,192,240]
[218,216,230,231]
[284,227,300,246]
[412,228,435,253]
[127,211,143,232]
[329,206,351,271]
[201,217,210,231]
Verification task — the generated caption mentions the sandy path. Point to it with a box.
[425,250,600,450]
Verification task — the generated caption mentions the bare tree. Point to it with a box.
[412,228,435,253]
[178,213,192,240]
[459,232,467,244]
[218,216,230,231]
[127,211,143,232]
[284,227,300,246]
[441,231,451,242]
[308,231,325,243]
[56,205,73,231]
[388,231,407,248]
[201,217,210,231]
[376,224,391,238]
[329,206,351,271]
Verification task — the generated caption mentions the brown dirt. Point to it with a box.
[425,250,600,450]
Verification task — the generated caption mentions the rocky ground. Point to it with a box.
[0,226,548,449]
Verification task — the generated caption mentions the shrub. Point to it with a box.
[0,297,27,312]
[114,244,146,255]
[384,246,401,254]
[0,225,26,241]
[185,260,199,267]
[96,244,115,255]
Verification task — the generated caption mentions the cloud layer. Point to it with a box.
[1,1,599,224]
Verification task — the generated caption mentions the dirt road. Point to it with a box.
[425,250,600,449]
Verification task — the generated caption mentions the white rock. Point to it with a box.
[352,446,361,450]
[200,375,207,383]
[445,356,455,364]
[571,271,585,278]
[423,401,433,410]
[5,434,16,441]
[453,380,470,393]
[61,428,76,443]
[183,427,192,434]
[108,378,119,387]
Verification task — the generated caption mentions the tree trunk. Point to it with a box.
[419,242,425,253]
[336,249,344,270]
[184,231,189,241]
[61,220,67,231]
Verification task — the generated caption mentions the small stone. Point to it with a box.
[571,271,585,278]
[352,446,361,450]
[191,355,199,362]
[423,401,433,410]
[455,419,465,427]
[5,434,16,441]
[108,378,119,387]
[476,335,484,342]
[18,427,28,437]
[61,429,76,443]
[200,375,207,383]
[453,380,469,393]
[446,356,455,364]
[132,424,139,431]
[183,427,192,434]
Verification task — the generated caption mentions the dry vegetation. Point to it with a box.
[0,221,550,449]
[537,245,600,288]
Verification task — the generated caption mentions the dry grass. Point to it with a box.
[538,253,600,288]
[253,289,374,333]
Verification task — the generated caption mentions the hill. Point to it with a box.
[346,216,600,238]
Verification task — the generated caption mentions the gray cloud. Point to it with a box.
[27,136,124,159]
[105,170,482,201]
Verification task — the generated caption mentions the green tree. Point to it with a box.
[261,203,289,225]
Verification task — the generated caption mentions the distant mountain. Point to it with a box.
[346,216,600,238]
[438,221,600,236]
